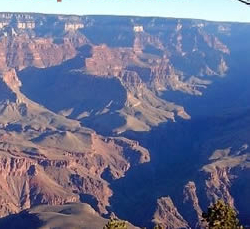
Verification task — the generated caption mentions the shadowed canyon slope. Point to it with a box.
[0,13,250,228]
[0,68,150,217]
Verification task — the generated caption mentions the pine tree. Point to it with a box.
[202,200,243,229]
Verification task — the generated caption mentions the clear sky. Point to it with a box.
[1,0,250,23]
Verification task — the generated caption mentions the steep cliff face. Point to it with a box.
[152,197,189,229]
[183,182,203,228]
[201,143,250,221]
[0,68,150,217]
[0,132,149,216]
[14,15,235,134]
[0,31,87,71]
[84,44,190,132]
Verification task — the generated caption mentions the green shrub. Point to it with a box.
[202,200,243,229]
[103,219,127,229]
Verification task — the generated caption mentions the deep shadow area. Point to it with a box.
[162,67,250,119]
[231,169,250,227]
[0,79,17,102]
[161,29,250,119]
[0,210,43,229]
[18,45,127,135]
[109,118,211,227]
[80,193,99,213]
[109,107,250,228]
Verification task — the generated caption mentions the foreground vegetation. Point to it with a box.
[202,200,243,229]
[103,200,244,229]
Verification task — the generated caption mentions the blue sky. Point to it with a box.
[1,0,250,23]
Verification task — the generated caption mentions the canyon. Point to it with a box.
[0,13,250,228]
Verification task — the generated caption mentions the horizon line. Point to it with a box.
[1,11,250,24]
